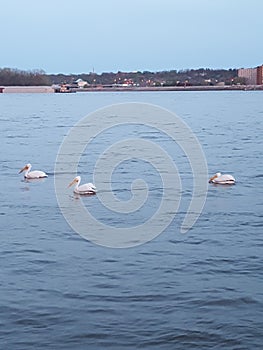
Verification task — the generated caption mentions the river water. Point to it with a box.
[0,91,262,349]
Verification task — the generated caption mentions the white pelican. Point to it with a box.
[68,176,96,195]
[19,163,48,179]
[209,172,235,185]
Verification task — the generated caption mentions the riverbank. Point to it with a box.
[76,85,263,92]
[1,84,262,93]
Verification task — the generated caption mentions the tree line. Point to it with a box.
[0,67,241,86]
[0,68,50,86]
[49,68,239,86]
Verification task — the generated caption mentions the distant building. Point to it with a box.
[238,67,257,84]
[238,65,263,85]
[74,78,89,88]
[257,65,263,85]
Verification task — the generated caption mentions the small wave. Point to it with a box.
[200,296,258,307]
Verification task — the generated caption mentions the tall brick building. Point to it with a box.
[238,65,263,85]
[256,65,263,85]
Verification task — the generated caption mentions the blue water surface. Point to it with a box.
[0,91,262,349]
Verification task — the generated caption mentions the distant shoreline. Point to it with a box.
[76,85,263,92]
[1,85,262,93]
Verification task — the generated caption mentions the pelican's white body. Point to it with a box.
[209,172,235,185]
[19,163,48,179]
[68,176,96,195]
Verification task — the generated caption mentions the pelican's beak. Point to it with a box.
[68,179,77,188]
[19,165,27,174]
[209,175,217,183]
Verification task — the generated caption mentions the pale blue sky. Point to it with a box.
[0,0,262,74]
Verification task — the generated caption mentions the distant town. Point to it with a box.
[0,64,262,93]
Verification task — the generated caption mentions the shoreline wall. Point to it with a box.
[1,86,54,93]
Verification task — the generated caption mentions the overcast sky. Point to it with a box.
[0,0,262,74]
